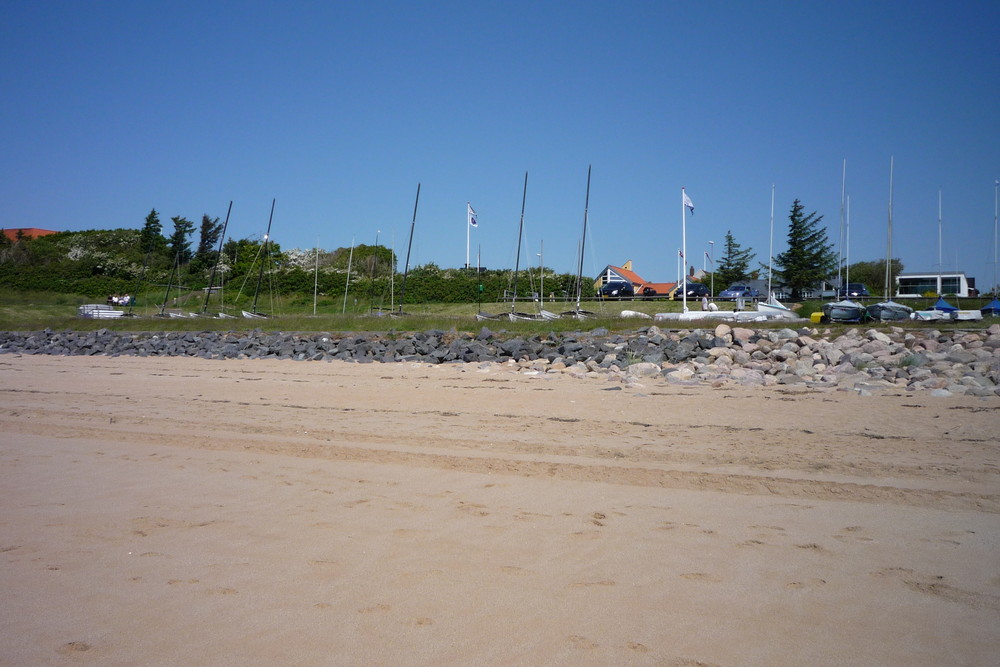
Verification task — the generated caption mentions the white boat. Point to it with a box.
[912,309,948,321]
[78,304,123,319]
[757,294,799,319]
[954,310,983,321]
[242,309,267,319]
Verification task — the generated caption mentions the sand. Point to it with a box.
[1,354,998,665]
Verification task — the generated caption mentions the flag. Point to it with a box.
[682,189,695,215]
[678,249,684,258]
[468,202,478,228]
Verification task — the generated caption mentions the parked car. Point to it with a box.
[718,284,762,301]
[670,282,711,300]
[838,283,870,298]
[598,281,634,299]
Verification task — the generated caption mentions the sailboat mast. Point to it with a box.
[838,160,846,289]
[397,183,420,312]
[994,179,999,295]
[575,165,592,311]
[342,237,354,314]
[202,201,232,314]
[768,184,775,297]
[251,198,275,315]
[937,188,943,296]
[884,158,893,300]
[511,172,528,313]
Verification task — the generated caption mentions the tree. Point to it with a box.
[845,259,904,297]
[191,214,223,273]
[773,199,837,299]
[714,230,756,288]
[139,209,165,254]
[168,216,195,264]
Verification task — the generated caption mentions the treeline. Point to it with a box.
[0,212,594,305]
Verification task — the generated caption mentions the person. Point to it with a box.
[701,295,709,311]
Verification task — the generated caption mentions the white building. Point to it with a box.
[896,272,976,298]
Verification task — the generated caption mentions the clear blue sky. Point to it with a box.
[3,1,999,291]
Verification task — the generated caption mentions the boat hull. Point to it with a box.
[822,300,866,323]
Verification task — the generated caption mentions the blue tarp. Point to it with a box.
[981,298,1000,316]
[931,298,957,312]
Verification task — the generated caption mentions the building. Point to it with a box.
[2,227,58,242]
[896,272,976,298]
[594,261,677,296]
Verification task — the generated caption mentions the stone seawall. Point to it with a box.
[3,323,999,396]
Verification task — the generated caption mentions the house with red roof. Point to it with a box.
[593,260,688,297]
[2,228,58,242]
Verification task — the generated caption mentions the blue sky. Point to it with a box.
[3,1,999,291]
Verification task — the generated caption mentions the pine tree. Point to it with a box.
[139,209,165,254]
[773,199,837,299]
[191,214,223,272]
[168,216,195,264]
[714,230,756,288]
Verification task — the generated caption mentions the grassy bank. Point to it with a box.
[1,289,996,335]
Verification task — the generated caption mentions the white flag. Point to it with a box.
[682,189,694,215]
[468,202,478,227]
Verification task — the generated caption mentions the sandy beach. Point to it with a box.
[1,354,998,665]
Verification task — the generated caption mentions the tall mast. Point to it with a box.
[342,236,354,314]
[575,165,592,311]
[511,172,528,314]
[202,201,232,314]
[937,187,943,296]
[768,184,775,297]
[838,159,846,289]
[397,183,420,312]
[994,179,999,295]
[251,198,275,315]
[884,158,893,300]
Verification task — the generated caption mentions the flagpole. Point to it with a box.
[466,201,471,272]
[682,187,688,313]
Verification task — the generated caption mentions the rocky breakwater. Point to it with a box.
[2,323,999,396]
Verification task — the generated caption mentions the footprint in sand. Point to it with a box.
[57,641,95,655]
[358,603,391,614]
[206,587,238,595]
[568,635,599,650]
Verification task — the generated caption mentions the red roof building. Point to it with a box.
[2,228,58,242]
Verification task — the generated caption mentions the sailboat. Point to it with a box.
[243,199,275,319]
[393,183,420,317]
[757,184,798,320]
[203,201,234,318]
[561,165,596,319]
[867,158,913,322]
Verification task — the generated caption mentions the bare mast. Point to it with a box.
[251,198,275,316]
[574,165,592,312]
[397,184,420,313]
[511,172,528,315]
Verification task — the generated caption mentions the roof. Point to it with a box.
[2,228,58,241]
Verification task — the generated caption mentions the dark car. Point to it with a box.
[838,282,870,298]
[718,284,762,301]
[670,282,711,300]
[598,281,634,299]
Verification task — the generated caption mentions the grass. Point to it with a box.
[1,289,995,335]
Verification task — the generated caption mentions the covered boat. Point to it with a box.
[866,300,913,322]
[914,297,957,321]
[980,298,1000,318]
[821,299,867,323]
